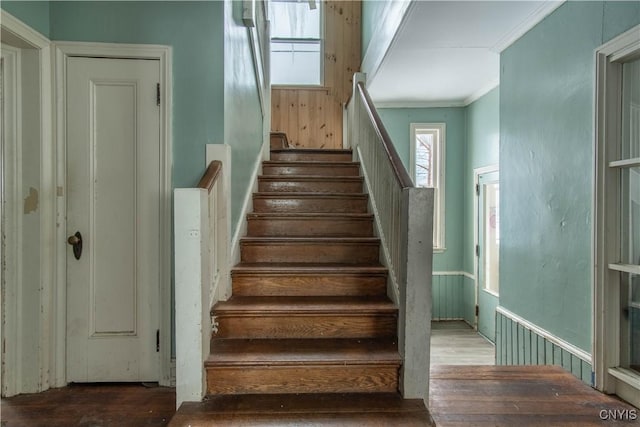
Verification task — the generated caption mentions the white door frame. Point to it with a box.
[54,41,173,386]
[1,10,54,396]
[473,165,499,329]
[593,24,640,408]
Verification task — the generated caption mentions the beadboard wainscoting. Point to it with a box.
[495,307,593,385]
[432,272,475,324]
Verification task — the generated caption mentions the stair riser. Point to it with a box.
[271,152,353,162]
[258,180,362,194]
[241,242,379,264]
[262,164,360,176]
[206,365,399,394]
[232,274,387,297]
[253,197,368,213]
[212,315,397,339]
[247,218,373,237]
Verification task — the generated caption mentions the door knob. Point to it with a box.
[68,231,83,260]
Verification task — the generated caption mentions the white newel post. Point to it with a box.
[174,188,210,408]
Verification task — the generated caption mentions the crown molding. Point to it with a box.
[491,1,565,53]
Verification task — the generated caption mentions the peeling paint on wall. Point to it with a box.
[23,187,39,214]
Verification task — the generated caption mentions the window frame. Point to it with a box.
[269,0,324,88]
[593,24,640,409]
[410,123,446,252]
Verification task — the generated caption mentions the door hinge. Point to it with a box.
[156,83,161,106]
[475,244,480,257]
[475,183,480,195]
[475,305,479,316]
[156,329,160,352]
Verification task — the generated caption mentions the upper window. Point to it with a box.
[410,123,446,251]
[269,0,322,86]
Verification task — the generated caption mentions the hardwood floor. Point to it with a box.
[1,383,175,427]
[430,365,639,426]
[431,320,495,365]
[3,365,638,426]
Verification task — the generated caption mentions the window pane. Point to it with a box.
[622,274,640,373]
[622,57,640,159]
[622,167,640,266]
[415,133,434,188]
[270,42,321,85]
[269,1,320,39]
[483,182,500,294]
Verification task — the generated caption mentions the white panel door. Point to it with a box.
[66,57,160,382]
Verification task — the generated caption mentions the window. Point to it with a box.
[594,25,640,408]
[480,174,499,295]
[269,0,322,86]
[410,123,445,251]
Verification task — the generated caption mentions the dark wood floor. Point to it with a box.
[430,365,638,426]
[1,383,175,427]
[3,366,638,426]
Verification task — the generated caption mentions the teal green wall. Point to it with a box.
[464,88,500,340]
[500,1,640,353]
[361,0,387,57]
[377,107,466,272]
[378,90,499,327]
[1,1,50,37]
[14,0,267,355]
[50,1,225,191]
[224,0,266,234]
[463,87,499,274]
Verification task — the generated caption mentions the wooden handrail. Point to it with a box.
[356,82,414,189]
[197,160,222,193]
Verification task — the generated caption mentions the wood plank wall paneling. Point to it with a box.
[495,311,593,385]
[431,274,476,322]
[271,1,361,149]
[432,275,465,321]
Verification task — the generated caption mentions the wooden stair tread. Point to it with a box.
[213,296,396,314]
[241,236,380,243]
[207,338,401,366]
[271,148,352,155]
[259,175,363,182]
[170,393,434,426]
[180,393,427,414]
[254,192,367,198]
[247,212,372,219]
[263,161,360,166]
[232,262,387,274]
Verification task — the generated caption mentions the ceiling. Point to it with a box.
[368,1,564,107]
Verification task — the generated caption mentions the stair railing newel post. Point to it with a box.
[174,160,226,408]
[346,72,433,404]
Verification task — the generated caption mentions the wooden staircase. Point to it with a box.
[170,149,433,426]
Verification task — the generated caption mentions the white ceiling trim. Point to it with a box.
[374,100,467,109]
[374,78,499,109]
[491,0,566,53]
[462,78,500,106]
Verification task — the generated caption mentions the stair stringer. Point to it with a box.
[229,137,270,272]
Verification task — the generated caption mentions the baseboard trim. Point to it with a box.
[433,271,475,280]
